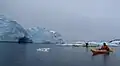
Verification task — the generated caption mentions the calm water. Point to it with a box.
[0,43,120,66]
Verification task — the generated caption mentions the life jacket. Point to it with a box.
[101,45,109,51]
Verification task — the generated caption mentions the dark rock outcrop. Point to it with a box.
[18,36,32,43]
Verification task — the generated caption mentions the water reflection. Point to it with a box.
[85,47,89,52]
[103,54,110,66]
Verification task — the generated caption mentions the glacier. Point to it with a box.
[0,15,64,44]
[26,27,64,44]
[0,15,30,42]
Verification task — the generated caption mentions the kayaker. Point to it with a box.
[85,43,89,47]
[100,43,110,51]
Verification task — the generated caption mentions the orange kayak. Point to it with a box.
[91,49,108,53]
[90,48,113,55]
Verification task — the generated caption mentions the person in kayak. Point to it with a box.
[99,43,110,51]
[85,43,89,47]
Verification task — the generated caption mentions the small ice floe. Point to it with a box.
[36,48,50,52]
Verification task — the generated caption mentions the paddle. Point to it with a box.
[109,48,115,52]
[89,47,97,50]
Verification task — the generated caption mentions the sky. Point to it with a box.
[0,0,120,41]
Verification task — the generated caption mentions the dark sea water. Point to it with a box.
[0,43,120,66]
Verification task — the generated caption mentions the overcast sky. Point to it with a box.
[0,0,120,41]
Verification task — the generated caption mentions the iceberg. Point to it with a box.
[69,41,119,47]
[26,27,65,44]
[109,39,120,44]
[87,41,119,47]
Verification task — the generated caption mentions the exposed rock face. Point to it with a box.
[18,36,32,43]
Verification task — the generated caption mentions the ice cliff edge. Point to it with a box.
[0,15,64,44]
